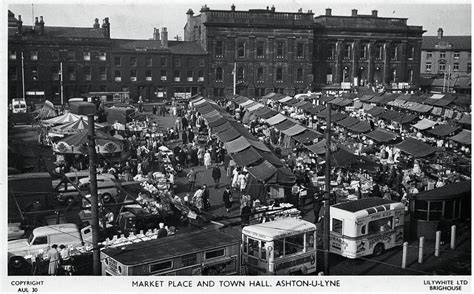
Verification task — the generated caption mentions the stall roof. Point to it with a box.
[300,102,316,111]
[306,105,325,115]
[353,101,363,109]
[388,99,407,108]
[217,127,248,142]
[379,110,402,121]
[360,95,374,102]
[293,101,310,108]
[450,129,471,145]
[233,96,249,104]
[378,94,397,105]
[224,136,252,153]
[319,95,335,103]
[346,121,372,133]
[362,103,375,111]
[239,100,254,107]
[457,113,471,125]
[411,103,434,113]
[292,129,323,144]
[281,124,306,137]
[396,138,437,157]
[412,118,437,130]
[247,103,264,112]
[273,119,297,131]
[336,116,360,127]
[242,101,258,110]
[247,160,277,181]
[366,128,398,143]
[336,99,354,107]
[257,150,284,167]
[391,113,417,124]
[331,112,349,122]
[306,139,326,155]
[278,96,293,103]
[267,167,297,184]
[368,95,385,104]
[283,98,299,106]
[428,124,460,137]
[231,147,263,167]
[270,93,287,101]
[207,116,228,128]
[413,181,471,201]
[329,97,344,105]
[265,113,287,125]
[407,94,429,104]
[366,106,385,117]
[333,197,396,213]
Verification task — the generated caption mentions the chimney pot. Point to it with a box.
[93,18,99,28]
[271,5,275,12]
[35,17,39,24]
[231,4,235,11]
[18,15,22,21]
[437,28,444,39]
[40,16,44,23]
[161,27,168,47]
[372,10,378,17]
[352,9,358,16]
[326,8,332,16]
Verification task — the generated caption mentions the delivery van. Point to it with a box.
[12,98,27,114]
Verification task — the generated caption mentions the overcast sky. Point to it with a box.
[7,0,472,40]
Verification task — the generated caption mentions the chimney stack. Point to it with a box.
[372,10,378,17]
[298,8,303,13]
[186,8,194,21]
[153,28,160,41]
[39,16,45,34]
[271,5,275,13]
[93,18,100,28]
[437,28,444,39]
[161,27,168,47]
[17,15,23,33]
[231,4,235,11]
[352,9,358,16]
[34,16,40,32]
[102,17,110,38]
[326,8,332,16]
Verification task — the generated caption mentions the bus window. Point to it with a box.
[332,218,343,234]
[181,253,197,267]
[149,260,173,273]
[305,232,315,251]
[260,242,266,260]
[285,234,304,256]
[274,239,284,258]
[243,236,247,253]
[204,248,225,260]
[361,225,366,235]
[368,217,393,234]
[248,238,259,258]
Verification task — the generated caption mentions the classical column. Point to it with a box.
[352,40,360,85]
[399,41,408,82]
[367,41,375,84]
[383,41,391,84]
[335,40,343,83]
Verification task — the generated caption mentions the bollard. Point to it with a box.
[418,237,424,264]
[402,242,408,269]
[435,231,441,257]
[450,225,456,249]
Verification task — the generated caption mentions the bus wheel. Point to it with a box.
[373,243,385,256]
[102,193,112,203]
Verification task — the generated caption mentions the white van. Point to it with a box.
[8,224,88,260]
[12,98,27,113]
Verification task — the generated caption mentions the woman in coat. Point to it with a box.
[204,150,211,169]
[222,186,233,213]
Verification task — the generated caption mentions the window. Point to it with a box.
[187,70,193,82]
[160,57,167,67]
[186,58,192,67]
[114,70,121,82]
[332,218,342,234]
[84,66,91,81]
[216,67,223,82]
[67,50,75,61]
[296,68,303,82]
[181,254,197,267]
[440,52,446,59]
[174,70,180,82]
[285,234,304,256]
[130,70,137,81]
[68,67,76,81]
[376,45,383,60]
[198,70,204,82]
[31,65,38,80]
[237,67,244,81]
[199,59,205,67]
[425,62,432,72]
[51,66,59,81]
[51,51,59,61]
[9,50,17,60]
[215,40,224,57]
[468,63,471,74]
[392,46,398,60]
[160,70,167,81]
[276,68,283,82]
[32,236,47,245]
[343,44,351,59]
[149,260,173,273]
[454,63,459,71]
[99,51,107,61]
[305,232,315,250]
[146,57,153,67]
[439,63,446,71]
[174,58,181,67]
[248,238,259,258]
[368,217,393,234]
[260,241,266,260]
[9,66,17,80]
[257,67,264,82]
[83,51,91,61]
[408,46,415,60]
[114,57,121,66]
[31,50,38,61]
[392,68,397,82]
[360,44,367,59]
[257,41,265,58]
[454,52,460,60]
[130,57,137,66]
[426,51,433,59]
[146,70,152,81]
[429,201,443,221]
[237,40,245,58]
[297,43,304,58]
[99,67,107,80]
[327,44,335,60]
[361,225,366,235]
[204,248,225,260]
[273,239,284,258]
[276,41,284,58]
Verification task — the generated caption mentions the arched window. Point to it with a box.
[237,67,244,81]
[257,67,264,81]
[276,68,283,82]
[343,44,352,59]
[360,44,368,59]
[328,44,336,60]
[216,67,223,82]
[237,40,245,58]
[296,68,303,82]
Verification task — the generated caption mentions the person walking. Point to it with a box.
[187,168,197,191]
[197,147,204,166]
[241,204,251,227]
[212,165,221,189]
[313,189,324,224]
[192,186,204,213]
[202,184,210,210]
[204,150,211,169]
[222,186,233,213]
[46,244,60,276]
[182,130,188,145]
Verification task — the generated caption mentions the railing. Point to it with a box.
[205,10,313,26]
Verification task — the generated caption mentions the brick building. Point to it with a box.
[420,28,471,77]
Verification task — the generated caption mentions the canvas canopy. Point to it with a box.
[247,160,278,182]
[391,113,417,124]
[293,101,309,108]
[306,105,325,115]
[273,119,296,131]
[51,117,104,135]
[53,130,122,154]
[278,96,293,103]
[42,112,85,126]
[292,129,323,144]
[231,147,263,167]
[366,107,385,117]
[413,181,471,201]
[450,129,471,145]
[247,103,264,112]
[207,116,229,128]
[458,113,471,125]
[396,138,437,157]
[265,114,287,125]
[336,116,360,127]
[217,127,246,142]
[331,112,349,122]
[346,121,372,133]
[306,139,326,155]
[412,118,437,130]
[281,124,306,137]
[366,128,398,143]
[428,124,460,137]
[360,95,374,102]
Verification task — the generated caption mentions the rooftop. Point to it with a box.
[422,35,471,50]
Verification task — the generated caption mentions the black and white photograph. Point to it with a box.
[2,0,472,292]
